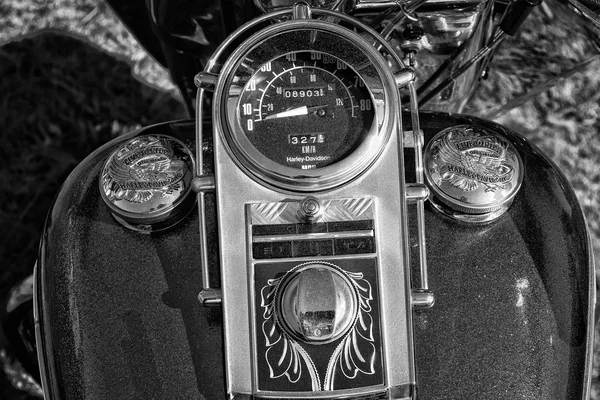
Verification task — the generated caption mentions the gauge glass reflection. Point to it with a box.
[237,51,375,170]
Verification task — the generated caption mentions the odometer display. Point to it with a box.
[283,87,326,98]
[236,51,375,170]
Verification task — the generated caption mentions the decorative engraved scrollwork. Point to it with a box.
[260,263,375,391]
[261,276,321,390]
[324,271,375,391]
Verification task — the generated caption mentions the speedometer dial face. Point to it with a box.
[217,23,397,191]
[237,51,375,170]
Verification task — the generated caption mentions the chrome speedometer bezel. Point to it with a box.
[214,19,399,192]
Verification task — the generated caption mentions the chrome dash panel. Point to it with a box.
[213,129,415,398]
[249,198,384,393]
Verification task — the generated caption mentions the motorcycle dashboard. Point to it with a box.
[216,20,399,191]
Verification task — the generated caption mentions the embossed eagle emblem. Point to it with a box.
[436,130,514,192]
[105,136,187,204]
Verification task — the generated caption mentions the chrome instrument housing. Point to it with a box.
[213,20,399,192]
[195,4,423,398]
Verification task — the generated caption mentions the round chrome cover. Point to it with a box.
[424,125,523,222]
[277,263,358,344]
[100,134,195,232]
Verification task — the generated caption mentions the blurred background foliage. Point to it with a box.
[0,0,599,398]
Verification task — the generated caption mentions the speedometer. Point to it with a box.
[237,51,375,170]
[215,21,400,191]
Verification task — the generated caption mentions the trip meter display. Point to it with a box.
[237,51,374,170]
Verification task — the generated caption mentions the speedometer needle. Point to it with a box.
[264,105,327,120]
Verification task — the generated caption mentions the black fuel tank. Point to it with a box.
[35,112,594,399]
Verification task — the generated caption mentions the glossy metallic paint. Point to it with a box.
[35,113,594,399]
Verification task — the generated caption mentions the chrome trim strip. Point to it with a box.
[250,253,376,264]
[246,208,259,397]
[254,385,388,398]
[251,230,374,243]
[389,93,417,393]
[406,82,431,295]
[195,87,219,304]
